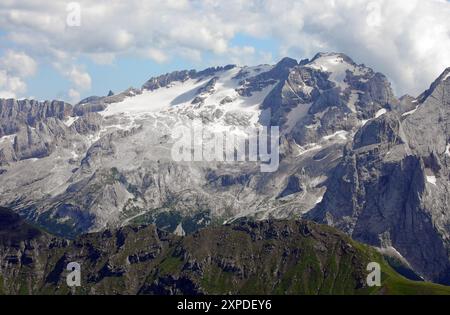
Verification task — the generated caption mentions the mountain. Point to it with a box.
[0,53,449,286]
[307,67,450,284]
[0,53,395,235]
[1,206,449,295]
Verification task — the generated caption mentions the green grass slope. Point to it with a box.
[0,207,449,295]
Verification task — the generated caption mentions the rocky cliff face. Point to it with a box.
[0,99,72,136]
[307,69,450,284]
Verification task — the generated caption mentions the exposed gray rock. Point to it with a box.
[1,55,450,288]
[277,175,303,198]
[236,57,297,97]
[72,113,103,135]
[0,99,72,137]
[142,66,235,91]
[306,72,450,284]
[353,113,404,149]
[393,94,417,114]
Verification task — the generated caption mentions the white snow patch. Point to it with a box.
[87,133,101,144]
[296,143,322,157]
[360,108,388,127]
[102,78,209,116]
[305,123,318,129]
[445,144,450,157]
[402,105,420,117]
[174,223,186,236]
[323,130,348,141]
[200,66,275,126]
[307,55,349,89]
[301,85,314,95]
[306,54,368,90]
[101,80,207,116]
[219,84,276,126]
[426,175,437,185]
[375,108,387,118]
[0,134,16,144]
[64,116,78,127]
[101,65,276,131]
[347,91,358,113]
[443,72,450,81]
[315,195,323,205]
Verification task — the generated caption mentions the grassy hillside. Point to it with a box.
[0,207,449,295]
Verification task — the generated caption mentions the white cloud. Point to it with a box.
[67,66,92,90]
[52,61,92,91]
[0,0,449,97]
[0,50,37,98]
[88,52,115,65]
[0,50,37,77]
[0,72,27,99]
[113,30,134,50]
[68,88,81,103]
[0,91,16,99]
[52,61,91,102]
[145,48,168,63]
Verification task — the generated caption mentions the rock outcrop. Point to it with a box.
[307,71,450,284]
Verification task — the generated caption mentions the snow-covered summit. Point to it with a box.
[306,52,372,88]
[101,64,276,129]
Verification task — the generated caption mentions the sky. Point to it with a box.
[0,0,449,103]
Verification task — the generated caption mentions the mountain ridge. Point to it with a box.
[1,53,450,286]
[1,206,449,295]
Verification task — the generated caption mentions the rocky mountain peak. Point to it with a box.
[271,57,298,76]
[417,67,450,103]
[440,67,450,81]
[310,52,356,66]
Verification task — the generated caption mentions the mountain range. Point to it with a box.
[2,206,450,295]
[0,52,449,287]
